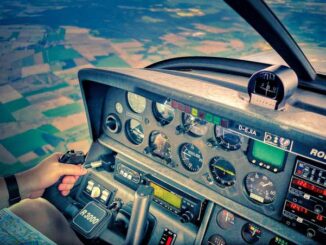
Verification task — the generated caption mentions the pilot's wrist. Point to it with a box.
[15,171,32,200]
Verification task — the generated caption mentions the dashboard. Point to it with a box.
[72,58,326,245]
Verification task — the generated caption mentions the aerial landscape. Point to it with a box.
[0,0,325,175]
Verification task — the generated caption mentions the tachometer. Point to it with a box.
[127,92,146,114]
[125,119,144,145]
[147,131,172,161]
[180,143,203,172]
[153,101,175,126]
[215,125,244,151]
[182,113,208,137]
[209,157,236,187]
[245,172,277,204]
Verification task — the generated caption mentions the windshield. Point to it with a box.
[0,0,317,174]
[267,0,326,74]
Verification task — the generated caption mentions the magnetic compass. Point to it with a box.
[248,65,298,110]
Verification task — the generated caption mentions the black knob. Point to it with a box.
[180,210,194,223]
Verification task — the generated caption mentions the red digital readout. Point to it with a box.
[292,178,326,197]
[285,201,326,228]
[286,201,308,214]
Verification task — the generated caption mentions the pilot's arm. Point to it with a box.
[0,152,87,209]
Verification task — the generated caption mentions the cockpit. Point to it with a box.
[0,1,325,245]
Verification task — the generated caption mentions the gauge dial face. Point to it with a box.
[209,157,236,187]
[215,125,244,151]
[180,143,203,172]
[241,223,262,244]
[254,74,280,99]
[207,234,226,245]
[125,119,144,145]
[149,131,171,160]
[153,101,175,126]
[127,92,146,114]
[217,209,235,230]
[245,172,277,204]
[183,113,208,137]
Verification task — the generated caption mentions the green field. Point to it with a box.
[43,45,81,63]
[1,129,50,157]
[4,97,30,112]
[0,103,15,123]
[93,54,130,67]
[43,102,84,117]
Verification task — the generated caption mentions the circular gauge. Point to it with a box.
[125,119,144,145]
[183,113,208,137]
[127,92,146,114]
[242,223,262,244]
[207,234,226,245]
[115,102,123,114]
[217,209,235,230]
[209,157,236,187]
[215,125,244,151]
[148,131,171,160]
[180,143,203,172]
[153,101,175,126]
[245,172,277,204]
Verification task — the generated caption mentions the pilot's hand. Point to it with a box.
[16,152,88,199]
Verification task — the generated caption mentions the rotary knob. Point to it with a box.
[180,210,194,223]
[91,186,101,198]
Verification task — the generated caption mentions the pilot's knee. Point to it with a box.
[10,198,66,227]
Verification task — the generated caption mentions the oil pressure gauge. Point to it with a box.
[248,65,298,110]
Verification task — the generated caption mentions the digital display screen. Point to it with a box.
[252,140,286,168]
[291,177,325,200]
[150,182,182,209]
[285,201,325,228]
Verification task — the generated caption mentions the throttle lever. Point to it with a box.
[43,150,86,218]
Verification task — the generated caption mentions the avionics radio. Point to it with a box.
[282,157,326,242]
[144,176,206,225]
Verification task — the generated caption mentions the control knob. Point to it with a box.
[180,210,194,223]
[91,186,101,199]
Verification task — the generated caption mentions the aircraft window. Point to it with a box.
[266,0,326,74]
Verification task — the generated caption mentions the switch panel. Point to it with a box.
[84,178,112,205]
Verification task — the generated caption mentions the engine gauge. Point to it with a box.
[182,113,208,137]
[242,223,262,244]
[215,125,244,151]
[153,101,175,126]
[180,143,203,172]
[209,157,236,187]
[148,131,171,160]
[125,119,144,145]
[217,209,235,230]
[207,234,226,245]
[245,172,277,204]
[127,92,146,114]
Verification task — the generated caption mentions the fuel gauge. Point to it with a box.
[242,223,262,244]
[217,209,235,230]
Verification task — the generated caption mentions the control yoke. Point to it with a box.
[43,150,86,217]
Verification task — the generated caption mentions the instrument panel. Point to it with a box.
[102,88,296,221]
[77,64,326,244]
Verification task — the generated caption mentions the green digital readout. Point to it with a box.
[252,140,286,168]
[150,182,182,209]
